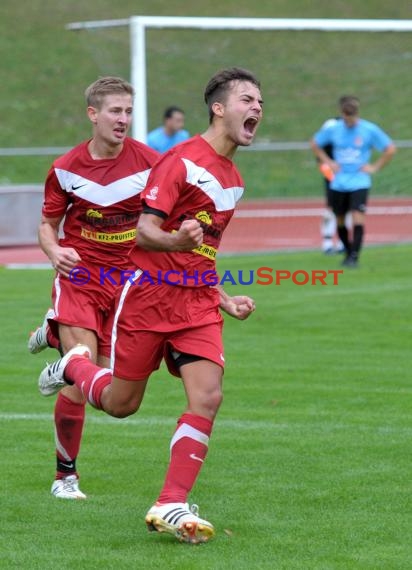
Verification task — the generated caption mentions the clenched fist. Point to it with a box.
[50,247,81,278]
[173,219,204,251]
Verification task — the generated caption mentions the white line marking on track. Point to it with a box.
[234,206,412,218]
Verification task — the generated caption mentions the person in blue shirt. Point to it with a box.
[311,96,396,267]
[147,106,190,153]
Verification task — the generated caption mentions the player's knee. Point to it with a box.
[106,400,140,418]
[213,387,224,410]
[200,387,223,418]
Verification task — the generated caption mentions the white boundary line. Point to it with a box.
[5,263,52,269]
[0,412,286,431]
[1,411,410,434]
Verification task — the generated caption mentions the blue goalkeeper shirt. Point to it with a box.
[314,118,393,192]
[147,126,190,153]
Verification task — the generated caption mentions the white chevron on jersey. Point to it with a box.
[54,168,151,207]
[181,158,243,212]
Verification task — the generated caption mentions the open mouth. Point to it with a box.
[113,127,126,138]
[243,116,259,136]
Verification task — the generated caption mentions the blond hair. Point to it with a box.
[85,76,134,109]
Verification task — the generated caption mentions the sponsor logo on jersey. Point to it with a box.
[192,242,217,260]
[86,208,103,219]
[336,147,361,164]
[171,228,217,260]
[178,213,222,240]
[197,177,213,186]
[146,186,159,201]
[80,227,137,243]
[195,210,212,225]
[80,212,139,228]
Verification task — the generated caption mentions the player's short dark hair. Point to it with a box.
[85,76,134,109]
[339,95,360,116]
[163,106,185,120]
[204,67,261,123]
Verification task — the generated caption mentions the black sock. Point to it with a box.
[337,225,351,254]
[352,225,364,259]
[57,457,77,475]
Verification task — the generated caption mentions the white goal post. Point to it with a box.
[66,16,412,142]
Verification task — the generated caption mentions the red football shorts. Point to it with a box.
[49,262,126,357]
[111,270,225,380]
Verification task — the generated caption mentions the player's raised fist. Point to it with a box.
[174,219,204,250]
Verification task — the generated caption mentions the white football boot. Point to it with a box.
[38,344,91,396]
[51,475,87,500]
[28,308,55,354]
[145,502,215,544]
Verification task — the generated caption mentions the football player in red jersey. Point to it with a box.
[38,67,262,542]
[29,77,160,499]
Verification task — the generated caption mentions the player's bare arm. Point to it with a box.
[137,213,203,252]
[216,285,256,320]
[38,215,81,277]
[361,143,396,174]
[310,139,340,173]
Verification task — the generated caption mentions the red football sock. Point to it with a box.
[65,357,112,410]
[157,413,213,505]
[54,392,85,479]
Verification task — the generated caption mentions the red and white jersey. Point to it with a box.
[42,138,159,268]
[129,135,244,284]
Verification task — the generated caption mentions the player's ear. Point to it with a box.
[87,106,98,124]
[211,101,225,119]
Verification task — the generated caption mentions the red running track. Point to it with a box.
[222,197,412,254]
[1,197,412,266]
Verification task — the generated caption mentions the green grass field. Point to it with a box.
[1,245,411,569]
